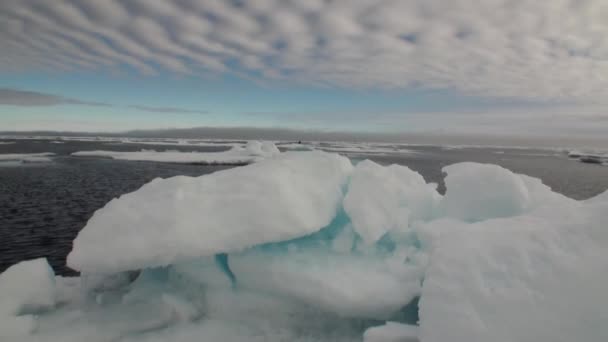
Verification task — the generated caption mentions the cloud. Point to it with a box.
[0,88,207,114]
[129,105,207,114]
[0,88,109,107]
[1,0,607,102]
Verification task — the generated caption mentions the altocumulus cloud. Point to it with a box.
[1,0,608,101]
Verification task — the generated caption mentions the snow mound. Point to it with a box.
[71,141,280,165]
[68,151,353,273]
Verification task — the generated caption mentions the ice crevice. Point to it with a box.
[1,150,607,341]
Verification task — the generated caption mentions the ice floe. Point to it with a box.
[1,151,607,342]
[67,151,352,273]
[0,153,54,164]
[71,141,280,165]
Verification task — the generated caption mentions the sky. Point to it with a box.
[1,0,607,145]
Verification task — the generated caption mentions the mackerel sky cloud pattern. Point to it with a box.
[2,0,608,102]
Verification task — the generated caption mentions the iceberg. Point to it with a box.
[71,141,280,165]
[67,151,353,273]
[1,152,607,342]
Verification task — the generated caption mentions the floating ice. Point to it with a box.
[0,153,54,163]
[71,141,280,165]
[363,322,418,342]
[277,141,416,156]
[1,155,607,342]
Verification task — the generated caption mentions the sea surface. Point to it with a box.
[1,138,607,275]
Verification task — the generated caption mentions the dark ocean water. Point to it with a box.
[1,139,607,275]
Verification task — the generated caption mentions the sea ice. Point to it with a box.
[71,141,280,165]
[1,152,606,342]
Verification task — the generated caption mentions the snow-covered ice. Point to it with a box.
[1,151,607,342]
[71,141,279,165]
[67,151,352,273]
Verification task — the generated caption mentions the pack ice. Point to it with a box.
[1,150,606,342]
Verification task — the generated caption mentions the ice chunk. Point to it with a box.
[418,201,608,342]
[71,141,280,165]
[441,162,532,221]
[344,160,440,243]
[363,322,418,342]
[0,258,56,316]
[229,251,422,319]
[0,258,56,337]
[68,151,353,273]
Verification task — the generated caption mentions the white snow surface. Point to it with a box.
[418,199,608,342]
[71,141,280,165]
[1,155,607,342]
